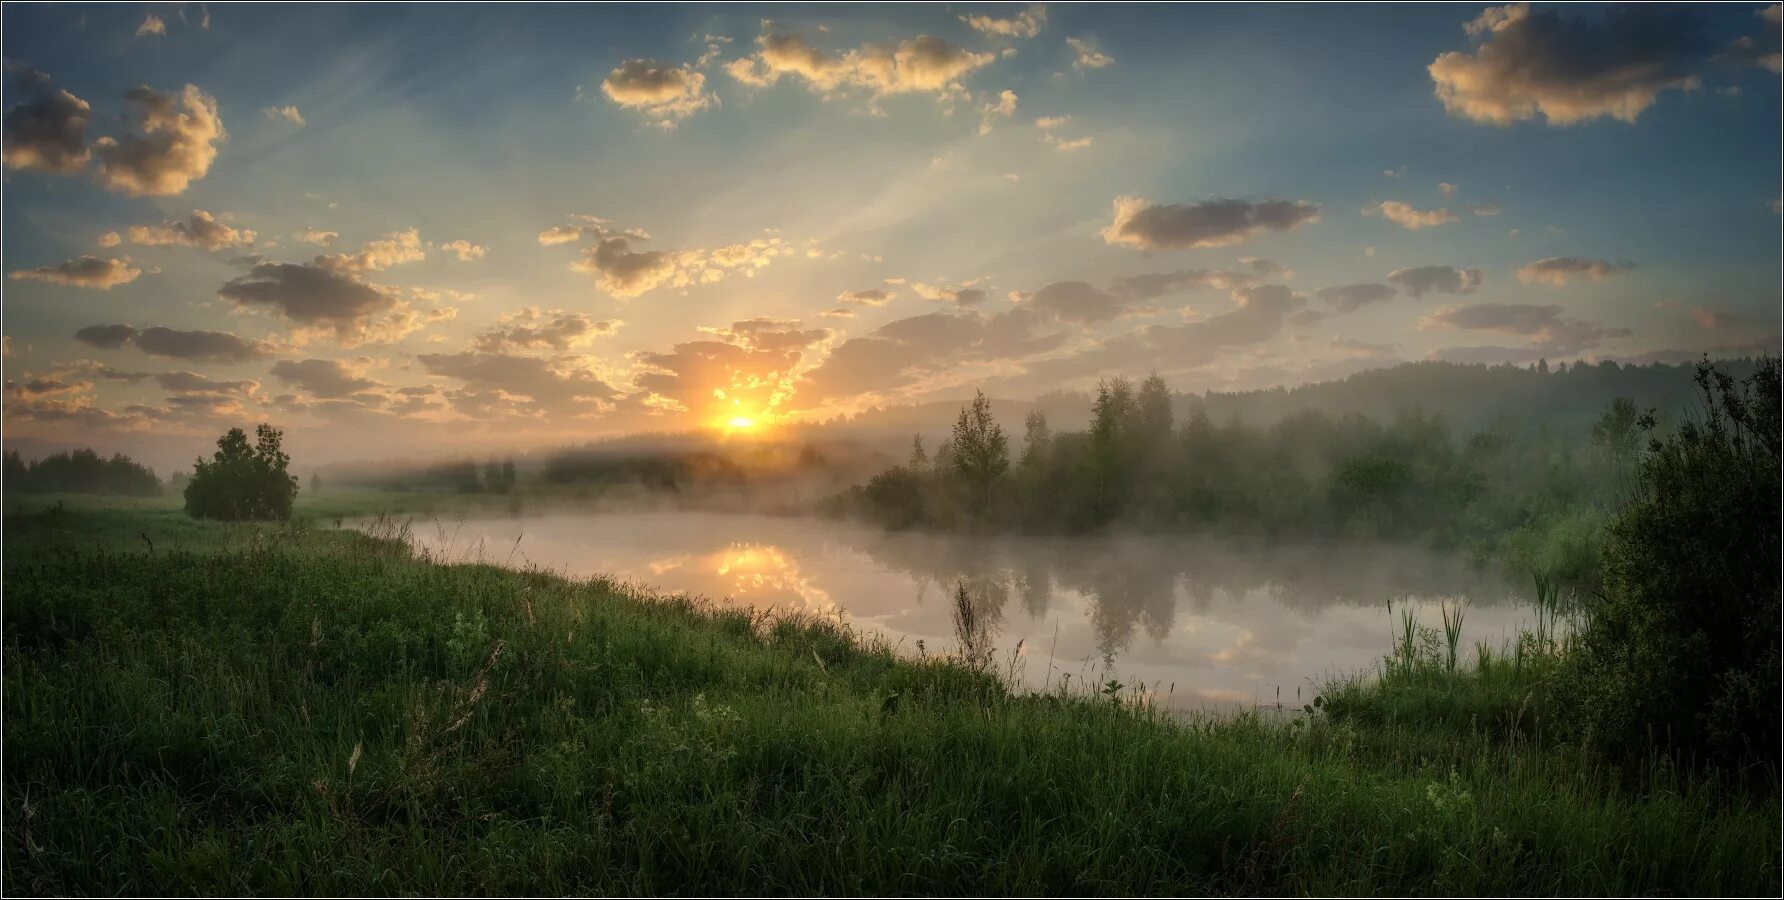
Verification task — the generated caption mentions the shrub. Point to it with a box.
[183,424,299,521]
[1565,358,1780,773]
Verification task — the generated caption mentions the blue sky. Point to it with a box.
[4,3,1780,464]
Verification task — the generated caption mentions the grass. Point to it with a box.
[3,500,1778,895]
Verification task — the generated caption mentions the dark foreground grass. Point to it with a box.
[3,505,1777,895]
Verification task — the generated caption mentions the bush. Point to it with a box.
[1565,359,1780,773]
[183,424,299,521]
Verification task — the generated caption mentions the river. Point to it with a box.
[379,510,1537,711]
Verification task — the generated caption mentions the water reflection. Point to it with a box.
[386,511,1528,710]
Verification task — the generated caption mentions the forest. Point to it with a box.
[1,447,161,497]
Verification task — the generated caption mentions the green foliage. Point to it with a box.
[2,447,161,496]
[183,424,299,521]
[950,390,1009,517]
[2,504,1775,895]
[844,374,1627,565]
[1565,359,1782,773]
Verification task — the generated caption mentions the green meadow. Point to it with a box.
[3,498,1775,895]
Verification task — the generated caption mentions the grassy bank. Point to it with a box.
[3,503,1777,895]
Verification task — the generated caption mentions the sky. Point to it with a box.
[3,2,1780,469]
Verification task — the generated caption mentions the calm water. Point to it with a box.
[380,511,1535,711]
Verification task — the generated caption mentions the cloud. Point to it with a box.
[440,239,487,262]
[963,5,1048,39]
[1042,132,1093,151]
[418,349,623,420]
[1102,196,1321,250]
[1469,202,1503,216]
[633,318,829,421]
[725,28,994,106]
[1109,263,1275,300]
[601,59,716,127]
[2,64,92,174]
[572,235,685,298]
[9,256,141,289]
[92,84,225,196]
[1369,200,1458,230]
[1422,302,1631,354]
[797,308,1063,407]
[219,260,397,342]
[978,89,1017,135]
[836,288,893,306]
[1034,114,1070,129]
[314,228,428,274]
[262,105,305,126]
[912,281,988,307]
[270,359,381,399]
[1315,282,1398,312]
[1067,37,1115,70]
[1515,256,1634,285]
[155,371,259,395]
[74,324,271,362]
[1429,4,1718,126]
[1020,284,1308,386]
[1385,265,1483,298]
[545,216,798,299]
[124,210,256,250]
[1727,3,1781,73]
[1681,304,1781,355]
[136,16,167,37]
[472,309,618,352]
[1010,281,1126,323]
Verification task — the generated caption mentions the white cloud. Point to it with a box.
[92,84,226,197]
[1369,200,1459,230]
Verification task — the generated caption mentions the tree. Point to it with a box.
[501,458,517,491]
[1088,377,1135,522]
[184,424,299,521]
[1019,410,1051,472]
[311,472,323,495]
[4,450,26,488]
[950,390,1009,516]
[1134,373,1174,451]
[1590,396,1643,468]
[3,448,160,496]
[1566,359,1780,772]
[908,434,928,469]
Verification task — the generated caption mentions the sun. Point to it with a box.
[726,416,758,431]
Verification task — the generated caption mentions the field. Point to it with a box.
[2,498,1775,895]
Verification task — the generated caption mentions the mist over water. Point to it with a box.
[380,510,1535,710]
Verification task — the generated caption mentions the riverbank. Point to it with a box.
[3,502,1776,895]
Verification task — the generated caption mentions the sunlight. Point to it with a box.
[726,416,758,431]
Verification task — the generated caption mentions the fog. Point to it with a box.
[379,509,1535,710]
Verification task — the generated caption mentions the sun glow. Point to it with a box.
[726,416,758,431]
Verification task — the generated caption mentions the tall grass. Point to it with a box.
[3,504,1776,895]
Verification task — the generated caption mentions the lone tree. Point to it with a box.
[950,390,1009,516]
[184,424,299,521]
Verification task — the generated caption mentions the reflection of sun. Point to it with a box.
[713,544,837,615]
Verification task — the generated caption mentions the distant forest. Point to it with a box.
[829,359,1775,581]
[3,448,161,497]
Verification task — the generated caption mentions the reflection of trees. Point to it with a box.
[839,526,1514,666]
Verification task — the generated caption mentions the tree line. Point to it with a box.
[837,373,1641,577]
[3,448,162,496]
